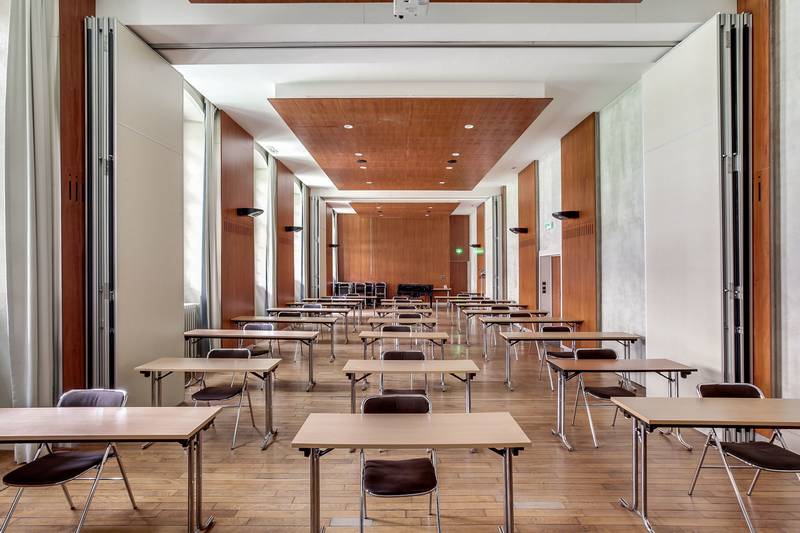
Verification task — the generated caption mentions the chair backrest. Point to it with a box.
[278,311,302,318]
[398,313,422,319]
[303,303,323,309]
[697,383,764,399]
[382,325,412,333]
[58,388,127,408]
[208,348,251,359]
[244,322,275,331]
[382,350,425,361]
[362,394,431,414]
[575,348,617,360]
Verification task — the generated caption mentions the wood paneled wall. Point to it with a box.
[325,206,333,296]
[475,204,485,294]
[561,114,598,338]
[739,0,773,396]
[337,215,450,296]
[518,162,539,308]
[276,161,296,305]
[449,215,469,294]
[220,112,255,330]
[60,0,95,391]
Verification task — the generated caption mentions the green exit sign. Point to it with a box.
[454,247,464,255]
[475,248,485,255]
[545,222,554,230]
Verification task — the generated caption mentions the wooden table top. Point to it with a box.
[184,329,318,341]
[0,407,221,443]
[611,397,800,429]
[265,307,350,314]
[342,359,480,374]
[359,331,449,341]
[231,315,339,325]
[499,331,640,342]
[292,412,530,449]
[367,317,438,325]
[288,300,359,307]
[303,297,368,302]
[136,357,282,374]
[479,316,583,325]
[455,301,518,307]
[375,307,434,314]
[547,358,697,374]
[462,309,547,317]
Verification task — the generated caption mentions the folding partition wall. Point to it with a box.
[643,13,752,396]
[85,18,185,406]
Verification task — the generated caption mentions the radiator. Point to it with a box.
[184,303,200,358]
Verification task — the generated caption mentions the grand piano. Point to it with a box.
[396,283,434,302]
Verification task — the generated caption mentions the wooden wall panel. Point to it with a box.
[337,214,450,296]
[276,161,296,305]
[325,206,333,296]
[475,204,486,294]
[60,0,95,391]
[220,112,255,331]
[561,114,598,339]
[518,162,538,308]
[552,255,562,317]
[739,0,773,396]
[449,215,469,294]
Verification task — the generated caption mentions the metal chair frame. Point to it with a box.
[379,350,428,395]
[537,325,575,390]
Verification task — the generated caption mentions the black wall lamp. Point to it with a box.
[237,207,264,217]
[284,226,303,232]
[469,243,482,248]
[509,227,528,234]
[328,243,340,248]
[552,210,579,220]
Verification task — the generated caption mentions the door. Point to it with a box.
[538,256,552,314]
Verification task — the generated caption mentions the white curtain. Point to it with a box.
[253,147,269,313]
[265,154,278,308]
[199,102,221,349]
[0,0,12,409]
[4,0,61,461]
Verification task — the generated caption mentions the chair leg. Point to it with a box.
[612,407,620,427]
[435,487,442,533]
[112,445,138,509]
[582,388,599,448]
[571,378,582,425]
[231,393,245,450]
[746,469,763,496]
[713,430,756,533]
[688,433,713,495]
[246,389,259,430]
[61,484,77,510]
[75,445,112,532]
[0,488,25,533]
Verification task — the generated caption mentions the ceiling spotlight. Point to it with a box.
[366,181,373,185]
[428,206,433,209]
[425,214,430,217]
[344,124,354,129]
[439,181,446,185]
[452,152,460,157]
[376,205,382,209]
[360,166,367,170]
[354,152,363,156]
[445,166,453,170]
[464,124,475,129]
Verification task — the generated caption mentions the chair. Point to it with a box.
[381,325,412,350]
[539,325,576,391]
[570,348,634,448]
[375,282,387,302]
[242,322,274,357]
[359,395,440,533]
[354,282,367,296]
[192,348,258,449]
[508,312,532,360]
[380,350,428,395]
[1,389,137,533]
[277,311,304,360]
[688,383,800,533]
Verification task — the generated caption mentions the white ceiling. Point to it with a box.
[99,0,735,206]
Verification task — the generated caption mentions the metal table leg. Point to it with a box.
[196,431,214,530]
[187,437,196,533]
[306,342,316,392]
[310,448,323,533]
[550,370,574,451]
[329,325,336,362]
[361,340,370,390]
[499,448,514,533]
[439,342,447,391]
[504,341,513,391]
[350,374,356,414]
[483,324,490,360]
[344,313,350,343]
[619,416,639,511]
[466,374,472,413]
[261,371,276,449]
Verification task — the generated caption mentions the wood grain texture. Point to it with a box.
[552,254,562,316]
[351,202,458,218]
[325,206,333,295]
[220,112,255,332]
[449,215,469,295]
[475,204,485,295]
[59,0,95,391]
[337,214,450,296]
[269,98,551,190]
[276,160,296,305]
[560,114,598,344]
[517,162,539,311]
[739,0,772,398]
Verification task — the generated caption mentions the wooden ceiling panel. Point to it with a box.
[350,202,458,218]
[269,97,551,190]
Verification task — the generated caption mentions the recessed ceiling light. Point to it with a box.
[366,181,373,185]
[360,166,367,170]
[452,152,460,157]
[354,152,363,156]
[425,214,430,217]
[439,181,446,185]
[464,124,474,129]
[428,206,433,209]
[445,166,453,170]
[376,205,382,209]
[344,124,354,129]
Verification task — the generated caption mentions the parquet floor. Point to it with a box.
[1,308,799,532]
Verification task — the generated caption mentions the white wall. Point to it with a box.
[642,16,723,397]
[537,146,562,257]
[506,179,520,302]
[115,23,185,406]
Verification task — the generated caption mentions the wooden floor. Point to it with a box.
[2,308,799,532]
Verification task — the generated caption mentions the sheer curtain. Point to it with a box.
[4,0,61,461]
[199,102,221,351]
[253,146,269,313]
[0,0,11,409]
[265,154,278,308]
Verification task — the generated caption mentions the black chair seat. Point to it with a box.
[584,386,636,399]
[546,350,574,359]
[246,343,271,357]
[192,385,243,401]
[382,388,427,396]
[3,450,110,487]
[363,458,437,496]
[720,441,800,471]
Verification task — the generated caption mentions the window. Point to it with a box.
[183,87,204,304]
[254,148,269,312]
[293,179,304,299]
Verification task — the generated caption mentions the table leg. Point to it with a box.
[261,371,276,449]
[484,324,490,361]
[196,431,214,530]
[640,426,652,531]
[505,342,513,391]
[344,313,350,344]
[551,370,574,451]
[673,373,692,451]
[466,374,472,413]
[306,342,316,392]
[619,416,639,512]
[157,371,163,407]
[329,325,336,362]
[350,374,356,414]
[150,372,157,407]
[310,448,322,533]
[500,448,514,533]
[187,437,196,533]
[466,315,471,346]
[361,341,370,390]
[439,342,447,391]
